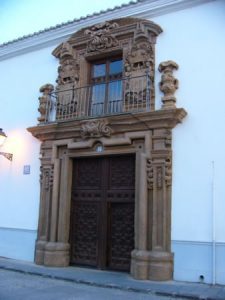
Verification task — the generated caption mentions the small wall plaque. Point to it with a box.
[23,165,31,175]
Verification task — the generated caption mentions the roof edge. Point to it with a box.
[0,0,215,61]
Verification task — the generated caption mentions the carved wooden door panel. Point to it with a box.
[106,156,135,271]
[70,155,135,271]
[70,157,103,267]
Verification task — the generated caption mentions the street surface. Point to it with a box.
[0,269,187,300]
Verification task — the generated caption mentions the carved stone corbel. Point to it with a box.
[145,128,174,280]
[159,60,179,109]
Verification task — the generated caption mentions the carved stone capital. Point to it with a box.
[80,120,112,139]
[158,60,179,109]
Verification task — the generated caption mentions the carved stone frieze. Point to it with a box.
[165,129,172,148]
[125,41,154,77]
[57,59,80,86]
[165,157,172,186]
[124,25,155,109]
[38,84,54,123]
[56,42,80,86]
[146,158,153,189]
[80,120,112,139]
[159,60,179,109]
[156,166,163,189]
[85,21,119,52]
[40,165,54,190]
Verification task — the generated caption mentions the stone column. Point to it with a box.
[147,129,173,280]
[131,150,150,279]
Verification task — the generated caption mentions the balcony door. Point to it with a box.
[90,58,123,116]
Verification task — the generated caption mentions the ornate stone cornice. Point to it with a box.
[27,108,187,141]
[0,0,213,61]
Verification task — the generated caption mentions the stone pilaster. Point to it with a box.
[44,149,71,267]
[35,163,54,265]
[147,128,173,280]
[131,148,149,280]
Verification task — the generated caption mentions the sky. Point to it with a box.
[0,0,133,44]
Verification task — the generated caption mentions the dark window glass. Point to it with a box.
[90,57,123,115]
[109,60,123,75]
[93,64,106,78]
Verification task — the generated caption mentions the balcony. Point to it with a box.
[39,74,151,124]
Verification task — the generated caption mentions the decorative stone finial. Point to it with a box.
[158,60,179,109]
[38,84,54,123]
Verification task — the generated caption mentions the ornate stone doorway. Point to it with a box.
[27,17,187,281]
[70,155,135,271]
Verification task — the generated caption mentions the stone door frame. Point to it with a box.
[30,115,186,281]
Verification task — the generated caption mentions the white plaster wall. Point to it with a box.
[152,0,225,243]
[151,0,225,284]
[0,45,59,260]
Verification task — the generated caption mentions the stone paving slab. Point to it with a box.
[0,257,224,300]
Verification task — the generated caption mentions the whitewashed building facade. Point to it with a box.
[0,0,225,285]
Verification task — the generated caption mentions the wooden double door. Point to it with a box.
[70,155,135,271]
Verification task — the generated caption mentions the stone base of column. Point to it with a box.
[44,242,70,267]
[148,250,174,281]
[131,249,151,280]
[34,240,47,265]
[131,249,173,281]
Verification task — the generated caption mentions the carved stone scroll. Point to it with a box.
[85,21,119,52]
[80,120,112,139]
[158,60,179,109]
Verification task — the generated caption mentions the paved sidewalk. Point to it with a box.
[0,257,224,300]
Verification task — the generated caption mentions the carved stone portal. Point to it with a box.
[28,17,187,282]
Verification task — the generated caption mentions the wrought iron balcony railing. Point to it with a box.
[42,74,151,123]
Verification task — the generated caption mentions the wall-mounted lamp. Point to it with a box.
[0,128,13,161]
